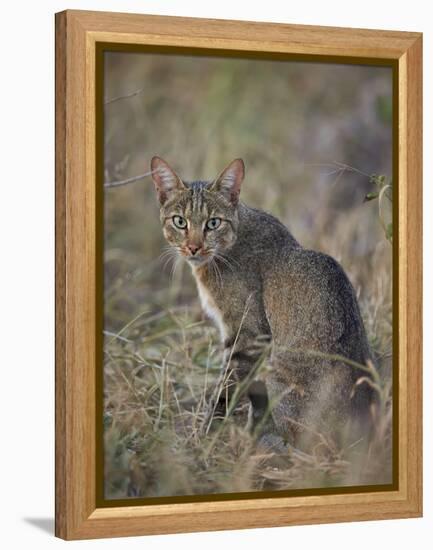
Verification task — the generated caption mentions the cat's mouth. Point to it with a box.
[181,248,213,265]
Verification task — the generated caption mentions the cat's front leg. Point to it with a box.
[202,346,240,430]
[204,333,270,432]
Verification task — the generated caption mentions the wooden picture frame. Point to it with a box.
[55,9,422,540]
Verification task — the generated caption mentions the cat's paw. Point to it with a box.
[127,482,142,497]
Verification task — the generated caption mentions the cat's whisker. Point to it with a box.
[158,246,182,275]
[162,255,177,273]
[213,252,236,273]
[216,256,234,272]
[220,252,241,269]
[209,258,216,285]
[170,255,183,282]
[209,257,223,290]
[158,247,176,262]
[213,258,223,290]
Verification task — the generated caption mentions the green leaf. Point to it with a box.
[369,174,387,189]
[386,223,393,241]
[364,192,379,202]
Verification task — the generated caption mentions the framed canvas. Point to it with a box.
[55,10,423,540]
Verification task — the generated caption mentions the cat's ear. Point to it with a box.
[211,159,245,205]
[151,156,186,204]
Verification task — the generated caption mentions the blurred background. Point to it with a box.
[103,51,393,499]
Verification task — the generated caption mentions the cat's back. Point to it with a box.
[228,203,370,360]
[235,204,349,295]
[264,244,370,360]
[235,204,299,259]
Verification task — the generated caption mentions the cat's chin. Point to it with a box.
[185,255,212,267]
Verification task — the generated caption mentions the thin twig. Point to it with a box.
[106,309,150,346]
[305,161,371,179]
[104,170,155,189]
[103,330,133,343]
[104,87,145,105]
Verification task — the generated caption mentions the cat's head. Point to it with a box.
[151,156,244,266]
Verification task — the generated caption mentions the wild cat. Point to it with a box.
[151,156,375,451]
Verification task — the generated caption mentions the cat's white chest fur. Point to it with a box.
[194,276,227,341]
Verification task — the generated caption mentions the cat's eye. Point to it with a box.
[173,215,187,229]
[206,218,221,230]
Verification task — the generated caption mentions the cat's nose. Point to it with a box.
[187,244,200,255]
